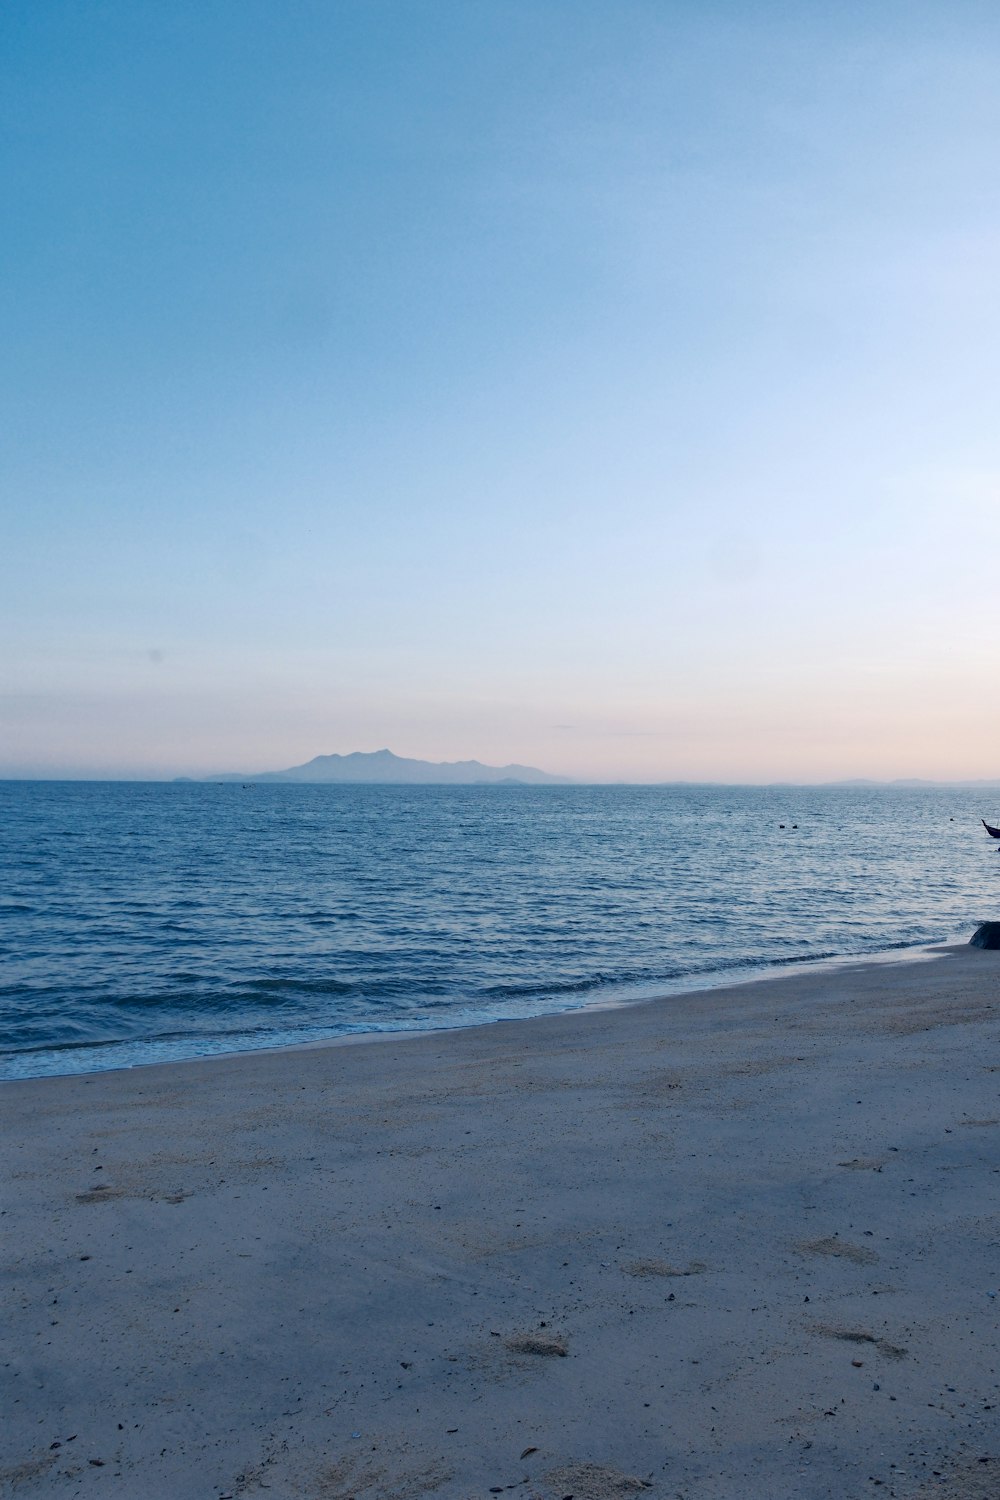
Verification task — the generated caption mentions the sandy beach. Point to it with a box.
[3,945,999,1500]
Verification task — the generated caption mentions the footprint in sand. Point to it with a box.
[544,1461,653,1497]
[315,1455,450,1499]
[504,1332,568,1358]
[74,1186,125,1205]
[811,1324,907,1359]
[796,1235,878,1265]
[622,1258,707,1278]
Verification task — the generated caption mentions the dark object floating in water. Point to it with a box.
[970,922,1000,949]
[982,820,1000,838]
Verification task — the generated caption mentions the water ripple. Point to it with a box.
[1,781,997,1077]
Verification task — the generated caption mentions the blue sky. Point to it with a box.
[3,1,999,780]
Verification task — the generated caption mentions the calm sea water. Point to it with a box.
[2,781,998,1078]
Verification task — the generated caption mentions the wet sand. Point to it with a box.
[2,945,999,1499]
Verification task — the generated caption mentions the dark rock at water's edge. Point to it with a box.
[969,922,1000,949]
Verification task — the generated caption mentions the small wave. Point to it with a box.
[0,781,990,1077]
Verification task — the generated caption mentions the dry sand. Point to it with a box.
[2,945,999,1500]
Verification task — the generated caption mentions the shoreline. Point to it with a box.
[3,945,999,1498]
[0,933,966,1084]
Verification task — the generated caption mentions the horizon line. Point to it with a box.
[4,775,1000,789]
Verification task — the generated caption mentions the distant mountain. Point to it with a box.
[209,749,570,785]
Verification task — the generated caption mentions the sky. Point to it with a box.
[3,0,1000,782]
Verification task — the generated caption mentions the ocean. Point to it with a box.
[1,781,997,1079]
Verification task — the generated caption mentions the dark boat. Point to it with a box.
[982,820,1000,839]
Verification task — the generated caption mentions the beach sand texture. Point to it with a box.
[2,946,999,1499]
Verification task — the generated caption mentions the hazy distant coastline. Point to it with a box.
[192,751,1000,789]
[202,748,570,786]
[4,757,1000,785]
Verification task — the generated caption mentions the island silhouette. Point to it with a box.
[206,748,569,785]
